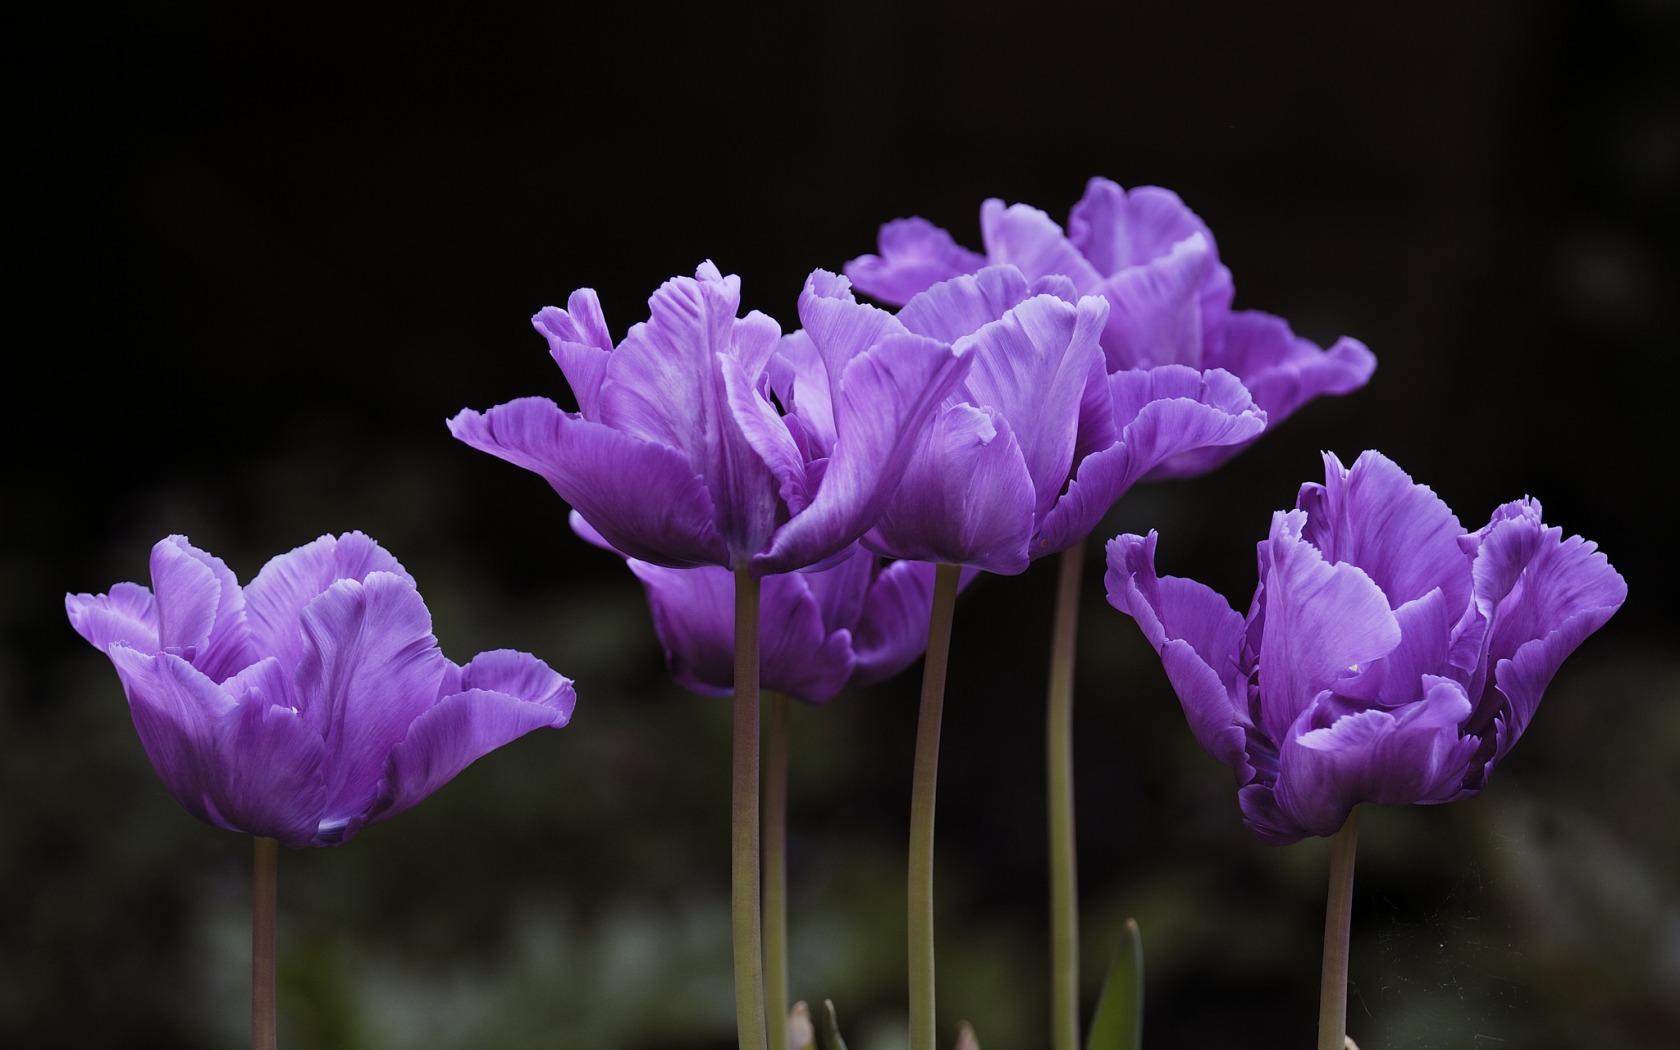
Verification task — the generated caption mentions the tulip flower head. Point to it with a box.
[859,264,1267,573]
[449,263,972,576]
[66,533,576,847]
[577,510,947,703]
[846,177,1375,476]
[1105,451,1626,844]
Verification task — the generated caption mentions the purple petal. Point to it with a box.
[1467,508,1626,756]
[595,266,783,560]
[533,288,615,418]
[1037,367,1264,553]
[628,561,738,696]
[978,199,1103,290]
[147,536,255,682]
[753,329,971,575]
[243,532,411,673]
[849,558,940,687]
[759,573,856,702]
[1297,450,1469,611]
[1067,180,1221,278]
[844,217,986,305]
[214,657,327,847]
[66,581,160,655]
[1094,232,1222,370]
[1105,532,1251,772]
[1255,511,1402,746]
[448,398,731,568]
[896,265,1036,343]
[1212,310,1375,427]
[106,646,239,832]
[292,572,453,833]
[722,354,812,518]
[1270,679,1480,840]
[367,683,576,829]
[865,404,1036,575]
[957,294,1109,518]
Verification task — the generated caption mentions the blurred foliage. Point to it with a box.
[7,0,1678,1046]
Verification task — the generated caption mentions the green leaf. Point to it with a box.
[1085,917,1144,1050]
[815,999,850,1050]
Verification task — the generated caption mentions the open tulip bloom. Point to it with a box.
[846,177,1375,477]
[65,531,576,1048]
[1104,450,1626,1048]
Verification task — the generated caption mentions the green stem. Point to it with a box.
[252,836,278,1050]
[909,563,962,1050]
[734,566,768,1050]
[1046,541,1084,1050]
[765,690,790,1050]
[1317,808,1360,1050]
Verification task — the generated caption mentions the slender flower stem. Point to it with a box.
[1318,808,1361,1050]
[252,836,278,1050]
[909,563,963,1050]
[734,566,768,1050]
[764,690,790,1050]
[1046,541,1085,1050]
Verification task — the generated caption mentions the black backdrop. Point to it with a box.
[7,3,1677,1047]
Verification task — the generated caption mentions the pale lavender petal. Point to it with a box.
[1298,450,1469,611]
[896,265,1035,343]
[595,267,782,559]
[1335,587,1458,706]
[533,288,615,418]
[213,657,326,847]
[1213,310,1376,427]
[1067,179,1219,277]
[448,399,730,567]
[722,354,812,518]
[66,582,160,655]
[1037,367,1264,554]
[849,559,939,687]
[1256,512,1401,745]
[149,535,254,681]
[1271,679,1480,840]
[106,646,238,832]
[367,685,576,829]
[770,330,837,455]
[958,294,1108,519]
[293,573,453,831]
[1094,232,1221,370]
[844,217,986,305]
[979,199,1103,290]
[865,404,1036,575]
[457,649,577,716]
[753,330,971,575]
[243,532,411,672]
[1105,532,1251,772]
[1469,513,1626,755]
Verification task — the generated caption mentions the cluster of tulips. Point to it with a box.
[68,178,1624,1050]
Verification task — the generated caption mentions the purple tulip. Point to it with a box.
[1105,451,1626,844]
[845,177,1375,475]
[859,265,1267,574]
[576,513,947,702]
[65,533,576,847]
[449,263,972,576]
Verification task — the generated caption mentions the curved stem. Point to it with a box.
[909,563,962,1050]
[252,836,278,1050]
[1046,541,1085,1050]
[1318,808,1361,1050]
[734,566,768,1050]
[765,690,790,1050]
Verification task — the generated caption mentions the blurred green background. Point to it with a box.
[7,1,1677,1046]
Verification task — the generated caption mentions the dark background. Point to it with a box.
[6,2,1677,1046]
